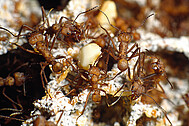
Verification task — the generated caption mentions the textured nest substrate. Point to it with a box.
[0,0,189,126]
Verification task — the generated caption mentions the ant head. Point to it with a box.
[118,32,132,43]
[118,59,128,72]
[151,61,165,74]
[61,26,71,36]
[52,24,60,32]
[89,66,100,76]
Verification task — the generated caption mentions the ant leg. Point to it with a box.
[56,110,64,125]
[65,89,76,97]
[99,24,118,52]
[108,71,124,81]
[44,34,49,48]
[39,62,51,98]
[17,25,34,42]
[127,44,140,61]
[41,6,50,27]
[165,76,174,89]
[2,88,23,110]
[107,91,124,107]
[156,83,165,93]
[8,62,29,76]
[76,90,92,123]
[0,115,25,122]
[138,52,145,77]
[127,66,131,80]
[12,43,38,54]
[50,28,62,51]
[104,48,119,61]
[113,83,126,97]
[133,58,139,78]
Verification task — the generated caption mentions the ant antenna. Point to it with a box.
[142,93,173,126]
[0,27,18,37]
[98,9,120,31]
[107,91,124,107]
[41,6,54,27]
[133,13,155,31]
[8,62,29,76]
[73,5,99,24]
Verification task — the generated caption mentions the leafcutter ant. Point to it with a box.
[0,62,29,110]
[75,64,109,123]
[108,50,173,126]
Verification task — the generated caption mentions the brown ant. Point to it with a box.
[143,49,174,90]
[44,6,99,49]
[97,11,155,80]
[0,62,29,110]
[63,56,109,123]
[0,24,65,94]
[74,64,109,123]
[108,50,173,126]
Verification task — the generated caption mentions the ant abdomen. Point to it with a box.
[117,59,128,72]
[92,91,101,104]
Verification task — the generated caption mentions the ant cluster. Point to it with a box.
[0,4,174,126]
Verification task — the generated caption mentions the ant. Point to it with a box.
[142,49,174,90]
[0,24,66,94]
[75,64,109,123]
[63,55,109,123]
[108,50,173,126]
[96,11,155,80]
[43,6,99,49]
[0,62,29,110]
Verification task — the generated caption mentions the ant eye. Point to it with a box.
[67,32,70,35]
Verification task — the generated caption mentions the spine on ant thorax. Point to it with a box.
[36,42,55,63]
[119,42,128,59]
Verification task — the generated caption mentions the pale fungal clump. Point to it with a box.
[96,0,117,31]
[78,43,101,70]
